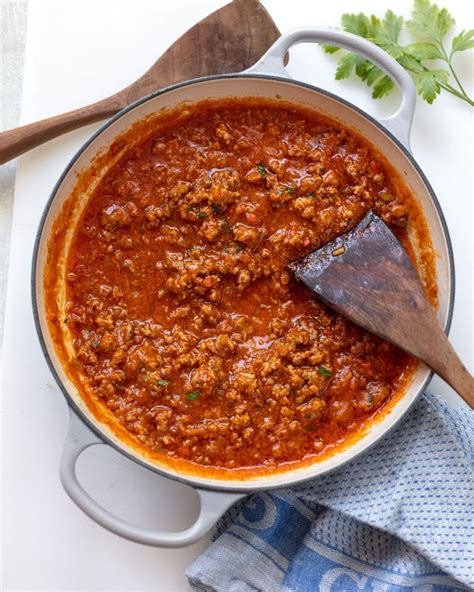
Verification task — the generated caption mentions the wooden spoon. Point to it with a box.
[290,211,474,408]
[0,0,280,164]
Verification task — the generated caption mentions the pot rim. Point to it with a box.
[31,72,455,492]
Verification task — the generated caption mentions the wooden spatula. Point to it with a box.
[290,211,474,408]
[0,0,280,164]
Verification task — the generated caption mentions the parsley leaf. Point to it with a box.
[363,64,386,87]
[335,53,360,79]
[397,53,425,73]
[157,379,169,387]
[451,29,474,55]
[322,44,340,54]
[406,42,444,60]
[372,75,395,99]
[318,365,332,377]
[407,0,454,42]
[256,162,267,177]
[381,10,405,43]
[368,11,405,58]
[411,68,450,103]
[186,391,200,400]
[278,186,296,195]
[341,12,371,37]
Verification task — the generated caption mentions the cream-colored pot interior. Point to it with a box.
[34,76,453,491]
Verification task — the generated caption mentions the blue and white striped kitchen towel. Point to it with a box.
[187,393,473,591]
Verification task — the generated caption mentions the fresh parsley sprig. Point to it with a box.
[322,0,473,106]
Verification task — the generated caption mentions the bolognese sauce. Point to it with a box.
[54,98,434,473]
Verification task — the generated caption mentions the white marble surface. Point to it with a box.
[1,0,472,590]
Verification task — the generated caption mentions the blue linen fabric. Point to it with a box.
[187,394,473,591]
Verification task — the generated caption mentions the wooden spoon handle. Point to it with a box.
[0,92,126,165]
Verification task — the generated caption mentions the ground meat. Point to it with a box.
[63,99,421,472]
[232,223,260,248]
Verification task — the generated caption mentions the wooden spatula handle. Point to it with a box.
[426,323,474,408]
[0,93,125,164]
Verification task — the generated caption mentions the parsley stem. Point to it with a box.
[437,80,474,105]
[441,83,474,105]
[446,63,472,104]
[437,40,473,105]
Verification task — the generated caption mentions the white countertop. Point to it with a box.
[1,0,472,590]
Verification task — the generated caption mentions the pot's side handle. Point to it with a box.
[60,409,245,547]
[246,27,416,150]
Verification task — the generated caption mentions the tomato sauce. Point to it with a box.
[49,98,435,474]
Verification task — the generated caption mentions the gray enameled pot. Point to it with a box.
[32,28,454,547]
